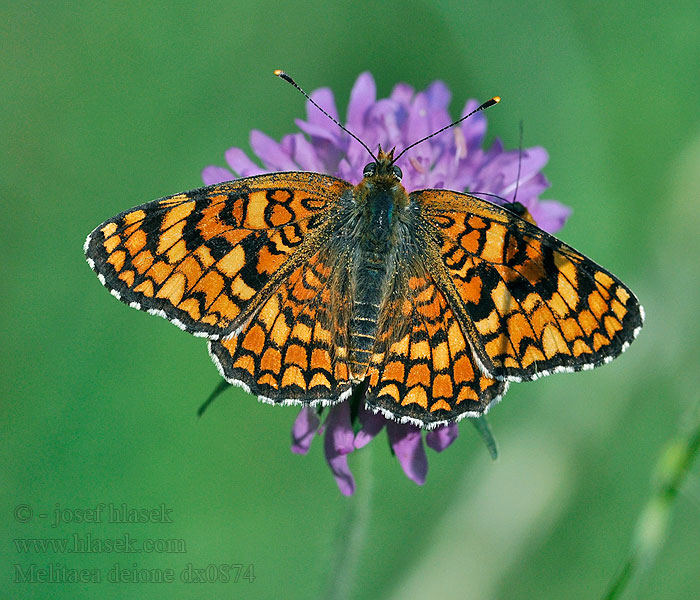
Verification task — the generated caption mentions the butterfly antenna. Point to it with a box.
[512,120,524,203]
[393,96,501,163]
[274,69,378,161]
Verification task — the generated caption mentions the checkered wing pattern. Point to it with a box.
[85,172,351,340]
[208,251,353,404]
[364,264,508,427]
[414,189,644,382]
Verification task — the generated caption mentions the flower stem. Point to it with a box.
[197,379,230,416]
[324,446,374,600]
[471,415,499,460]
[603,400,700,599]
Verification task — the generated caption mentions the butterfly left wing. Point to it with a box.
[85,172,351,339]
[364,265,508,428]
[208,250,353,404]
[413,189,644,382]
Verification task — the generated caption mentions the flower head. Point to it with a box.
[203,72,571,495]
[203,72,571,232]
[291,390,455,495]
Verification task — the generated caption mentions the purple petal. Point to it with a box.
[388,83,414,134]
[424,81,452,132]
[202,166,234,186]
[224,147,265,177]
[306,87,340,125]
[387,422,428,485]
[291,407,320,455]
[425,80,451,111]
[498,147,550,200]
[289,133,324,172]
[426,141,461,189]
[504,179,551,218]
[529,199,573,233]
[336,157,361,184]
[365,98,403,151]
[425,423,459,452]
[323,402,356,495]
[250,130,298,171]
[324,448,356,496]
[390,82,415,111]
[405,92,432,148]
[347,72,376,130]
[299,137,344,175]
[354,405,386,449]
[520,146,549,173]
[279,133,295,156]
[295,118,342,145]
[460,99,487,154]
[472,154,519,196]
[294,86,344,147]
[325,402,355,455]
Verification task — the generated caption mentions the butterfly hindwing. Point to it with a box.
[414,189,644,382]
[365,262,508,428]
[85,172,352,339]
[208,250,353,404]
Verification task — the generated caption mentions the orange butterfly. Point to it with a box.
[85,73,643,429]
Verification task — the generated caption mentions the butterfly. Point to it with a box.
[84,75,643,430]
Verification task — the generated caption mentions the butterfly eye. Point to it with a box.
[392,165,403,180]
[363,163,377,177]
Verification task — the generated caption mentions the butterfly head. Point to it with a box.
[361,147,403,183]
[502,200,536,225]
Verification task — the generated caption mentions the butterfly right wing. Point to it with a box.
[85,172,352,340]
[413,189,644,382]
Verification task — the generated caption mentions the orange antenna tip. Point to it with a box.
[394,94,502,162]
[477,96,501,111]
[274,69,294,84]
[274,70,377,161]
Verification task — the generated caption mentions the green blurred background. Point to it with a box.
[2,1,699,598]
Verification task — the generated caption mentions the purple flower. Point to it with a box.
[291,400,453,495]
[203,72,571,495]
[203,71,571,232]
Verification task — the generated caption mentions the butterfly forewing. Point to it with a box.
[85,172,351,339]
[414,189,644,382]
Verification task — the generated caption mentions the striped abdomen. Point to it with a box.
[348,263,386,379]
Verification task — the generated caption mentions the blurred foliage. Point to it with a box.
[2,1,699,599]
[604,402,700,599]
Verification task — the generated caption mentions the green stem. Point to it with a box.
[197,379,230,416]
[324,446,374,600]
[603,557,636,600]
[471,415,499,460]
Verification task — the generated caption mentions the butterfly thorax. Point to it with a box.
[345,166,408,380]
[354,176,407,257]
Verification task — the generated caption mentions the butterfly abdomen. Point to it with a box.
[348,266,385,379]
